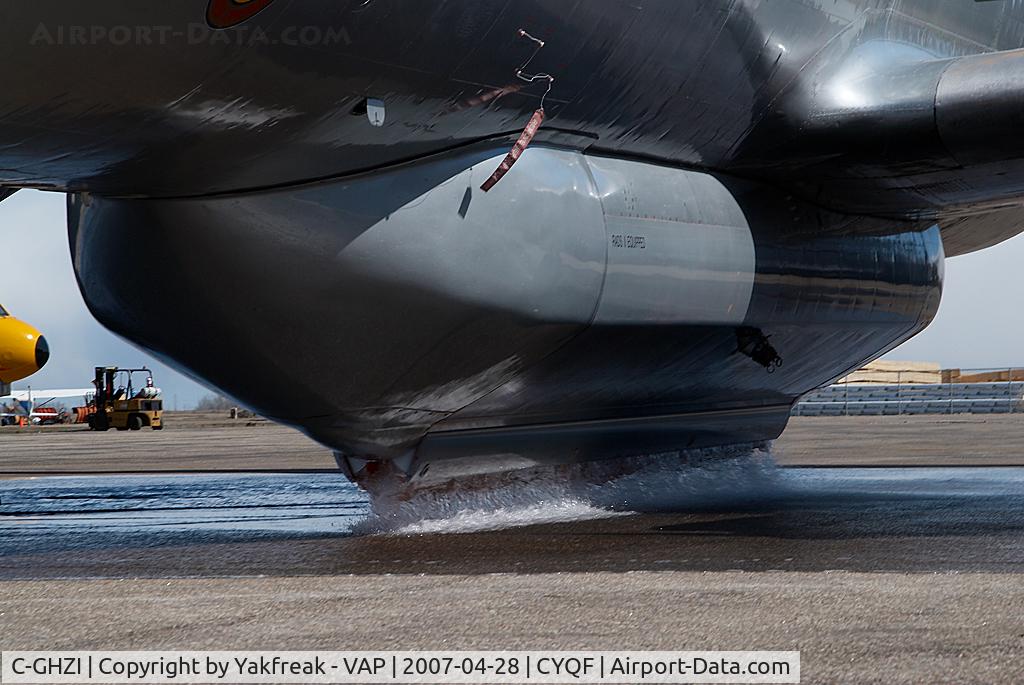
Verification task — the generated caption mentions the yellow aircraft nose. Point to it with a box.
[0,318,49,384]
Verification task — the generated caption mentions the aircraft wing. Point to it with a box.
[0,389,93,402]
[737,47,1024,225]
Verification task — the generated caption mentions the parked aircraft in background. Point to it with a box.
[0,387,94,426]
[0,304,49,398]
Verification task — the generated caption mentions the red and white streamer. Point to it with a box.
[480,108,545,192]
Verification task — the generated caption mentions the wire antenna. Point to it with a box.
[515,29,556,110]
[479,29,557,192]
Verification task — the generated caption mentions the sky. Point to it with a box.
[1,191,211,409]
[3,189,1024,408]
[891,230,1024,370]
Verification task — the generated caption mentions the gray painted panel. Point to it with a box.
[585,157,756,325]
[341,147,606,324]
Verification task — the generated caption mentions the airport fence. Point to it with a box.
[792,367,1024,417]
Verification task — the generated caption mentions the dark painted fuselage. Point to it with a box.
[3,1,1021,486]
[4,1,1024,219]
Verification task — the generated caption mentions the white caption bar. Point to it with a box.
[0,652,799,684]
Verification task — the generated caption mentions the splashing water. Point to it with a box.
[357,443,784,536]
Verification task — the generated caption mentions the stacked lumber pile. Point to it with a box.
[840,360,942,385]
[945,368,1024,383]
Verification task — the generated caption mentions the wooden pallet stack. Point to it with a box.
[840,360,942,385]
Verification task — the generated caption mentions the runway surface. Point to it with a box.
[3,463,1024,683]
[6,414,1024,478]
[3,464,1024,576]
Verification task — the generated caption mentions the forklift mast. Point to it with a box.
[94,366,115,415]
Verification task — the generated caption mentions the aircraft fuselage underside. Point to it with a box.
[69,146,943,487]
[2,0,1017,488]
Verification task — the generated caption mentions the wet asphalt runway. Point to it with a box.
[2,466,1024,576]
[2,466,1024,684]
